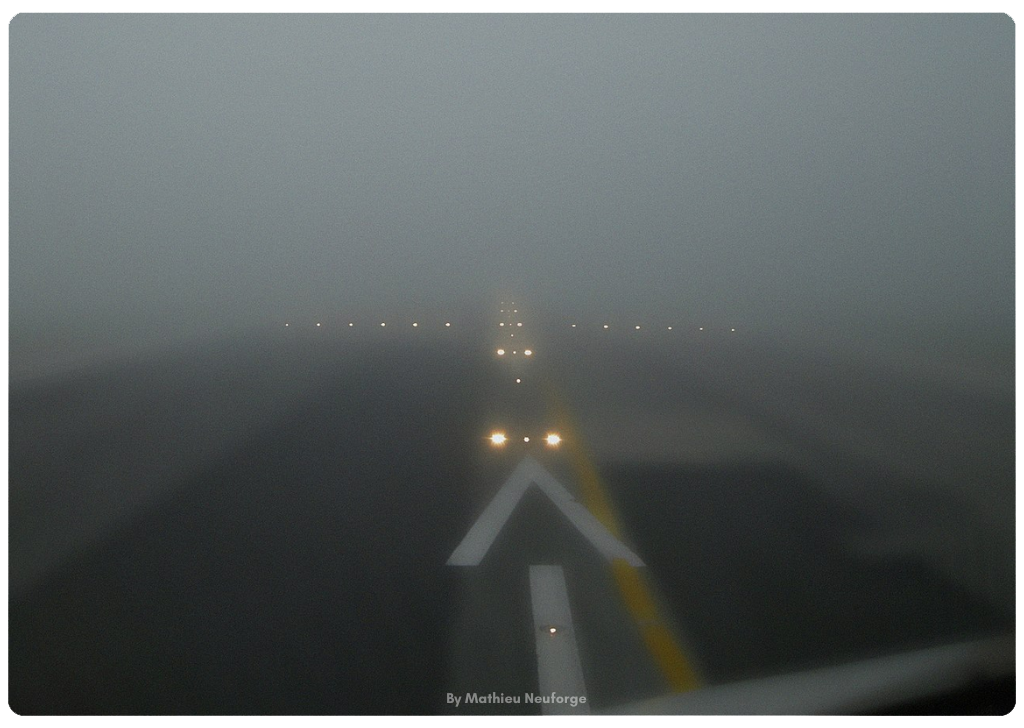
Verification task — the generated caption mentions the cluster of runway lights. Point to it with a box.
[492,302,559,445]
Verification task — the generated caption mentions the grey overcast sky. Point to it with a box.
[9,14,1014,352]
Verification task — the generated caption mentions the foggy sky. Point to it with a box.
[9,14,1014,356]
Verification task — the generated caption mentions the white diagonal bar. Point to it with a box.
[446,457,534,566]
[529,460,645,566]
[529,565,590,714]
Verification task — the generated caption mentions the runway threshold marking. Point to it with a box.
[543,379,703,693]
[529,565,590,714]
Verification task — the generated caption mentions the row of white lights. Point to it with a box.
[568,324,736,332]
[285,321,453,328]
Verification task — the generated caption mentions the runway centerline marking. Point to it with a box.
[529,565,590,714]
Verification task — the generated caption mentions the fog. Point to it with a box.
[9,14,1013,369]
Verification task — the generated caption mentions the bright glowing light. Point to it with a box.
[731,328,736,332]
[635,325,641,330]
[445,322,451,327]
[523,437,530,443]
[285,323,290,327]
[413,322,418,327]
[545,433,562,447]
[512,350,517,354]
[489,432,507,446]
[499,322,504,326]
[667,326,673,330]
[349,322,354,327]
[524,349,532,356]
[515,378,521,383]
[513,309,518,313]
[603,324,609,329]
[510,333,514,337]
[497,349,505,356]
[571,324,577,328]
[699,327,704,331]
[548,627,558,635]
[317,322,322,327]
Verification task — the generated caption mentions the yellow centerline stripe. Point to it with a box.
[542,377,703,693]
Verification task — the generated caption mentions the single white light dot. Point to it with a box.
[515,378,521,383]
[549,627,557,635]
[285,323,290,327]
[317,322,322,327]
[603,324,609,329]
[510,333,514,337]
[349,322,354,327]
[500,322,504,327]
[413,322,418,327]
[490,432,506,446]
[513,309,518,313]
[523,436,530,443]
[667,326,673,330]
[497,349,505,355]
[699,327,704,331]
[512,350,517,354]
[517,322,522,327]
[571,324,577,328]
[635,325,641,330]
[445,322,451,327]
[731,328,736,332]
[381,322,386,327]
[524,349,532,356]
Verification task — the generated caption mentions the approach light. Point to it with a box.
[545,433,562,447]
[490,432,507,446]
[497,349,505,356]
[524,349,532,356]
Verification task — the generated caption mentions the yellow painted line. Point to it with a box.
[543,378,703,693]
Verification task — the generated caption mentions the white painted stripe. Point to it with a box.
[530,464,646,567]
[446,457,534,566]
[446,456,644,567]
[529,565,590,714]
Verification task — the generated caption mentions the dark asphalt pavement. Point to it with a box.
[8,324,1013,714]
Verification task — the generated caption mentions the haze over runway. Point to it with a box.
[8,14,1014,714]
